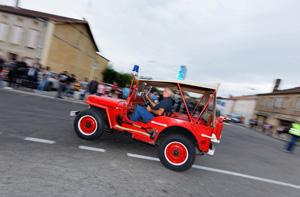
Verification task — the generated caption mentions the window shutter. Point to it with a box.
[0,23,8,41]
[10,26,24,45]
[26,29,39,48]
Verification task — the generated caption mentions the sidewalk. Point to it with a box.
[236,122,299,147]
[1,81,87,105]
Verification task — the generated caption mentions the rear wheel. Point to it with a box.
[74,109,105,140]
[158,134,195,172]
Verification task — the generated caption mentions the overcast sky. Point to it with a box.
[3,0,299,97]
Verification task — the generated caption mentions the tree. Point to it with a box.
[102,65,117,84]
[102,65,132,88]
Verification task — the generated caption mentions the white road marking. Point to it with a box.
[79,145,106,152]
[24,137,56,144]
[192,165,300,190]
[127,153,300,190]
[127,153,160,161]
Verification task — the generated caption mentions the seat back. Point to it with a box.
[200,112,211,126]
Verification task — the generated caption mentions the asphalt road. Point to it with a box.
[1,89,300,197]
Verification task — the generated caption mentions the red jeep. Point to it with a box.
[71,78,223,172]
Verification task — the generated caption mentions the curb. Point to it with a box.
[236,123,300,147]
[0,87,88,105]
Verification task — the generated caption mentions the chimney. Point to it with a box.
[273,79,281,92]
[15,0,19,8]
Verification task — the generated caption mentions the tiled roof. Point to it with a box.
[258,87,300,96]
[0,5,86,23]
[218,95,257,100]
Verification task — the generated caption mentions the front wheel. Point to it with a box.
[74,109,105,140]
[158,134,195,172]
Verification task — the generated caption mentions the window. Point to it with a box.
[260,97,266,106]
[217,100,225,106]
[274,97,282,108]
[0,23,8,41]
[267,97,274,108]
[93,61,99,69]
[295,98,300,110]
[10,26,24,45]
[282,97,290,109]
[8,53,17,60]
[25,29,39,48]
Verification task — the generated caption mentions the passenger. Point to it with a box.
[96,81,106,96]
[122,84,130,99]
[130,87,173,123]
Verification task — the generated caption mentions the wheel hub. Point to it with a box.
[78,115,97,135]
[86,122,92,128]
[173,148,180,156]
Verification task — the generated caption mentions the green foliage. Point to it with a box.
[151,87,159,93]
[102,65,132,88]
[102,67,117,84]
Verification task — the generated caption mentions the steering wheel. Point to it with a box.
[141,92,151,107]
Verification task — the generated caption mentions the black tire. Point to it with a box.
[158,134,195,172]
[74,109,105,140]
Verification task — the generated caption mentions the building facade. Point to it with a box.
[218,96,257,126]
[0,5,108,81]
[254,87,300,134]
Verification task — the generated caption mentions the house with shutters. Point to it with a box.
[0,5,108,81]
[254,80,300,135]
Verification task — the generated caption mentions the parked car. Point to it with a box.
[220,114,231,122]
[228,114,241,123]
[71,78,223,172]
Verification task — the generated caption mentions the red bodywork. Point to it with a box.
[85,79,223,153]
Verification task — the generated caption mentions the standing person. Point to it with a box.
[0,56,4,88]
[66,74,76,98]
[37,66,51,91]
[27,65,38,89]
[16,57,28,87]
[79,77,88,101]
[122,84,130,99]
[33,58,41,71]
[110,81,119,98]
[88,77,99,95]
[111,81,118,91]
[8,58,17,88]
[96,81,106,96]
[56,70,69,98]
[283,119,300,153]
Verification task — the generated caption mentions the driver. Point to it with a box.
[130,87,173,123]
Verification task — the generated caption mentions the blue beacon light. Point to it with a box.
[131,65,139,77]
